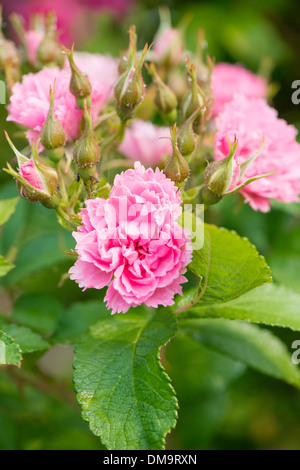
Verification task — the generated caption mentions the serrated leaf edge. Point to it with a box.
[73,310,179,450]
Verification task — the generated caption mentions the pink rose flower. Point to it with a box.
[69,162,192,314]
[211,63,268,117]
[119,119,172,166]
[7,64,111,145]
[214,95,300,211]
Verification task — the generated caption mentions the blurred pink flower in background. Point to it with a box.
[7,52,119,145]
[211,63,268,117]
[78,0,131,13]
[214,95,300,212]
[1,0,133,45]
[69,162,192,314]
[24,30,44,65]
[119,119,172,166]
[153,27,184,65]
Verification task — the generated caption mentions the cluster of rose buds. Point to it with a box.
[0,7,21,91]
[2,10,300,237]
[1,9,64,94]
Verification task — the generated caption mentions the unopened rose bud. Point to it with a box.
[152,7,187,68]
[177,108,200,156]
[73,101,100,182]
[154,27,184,67]
[164,124,190,183]
[181,57,205,131]
[37,13,63,67]
[63,45,92,109]
[192,31,215,124]
[4,131,60,209]
[203,136,271,206]
[204,136,238,196]
[153,13,185,69]
[40,84,65,154]
[38,36,62,65]
[118,25,137,75]
[167,68,189,101]
[200,187,223,206]
[114,28,149,122]
[148,62,178,122]
[194,29,212,87]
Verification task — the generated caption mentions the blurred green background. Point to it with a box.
[0,0,300,450]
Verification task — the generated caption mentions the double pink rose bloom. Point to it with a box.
[69,162,192,314]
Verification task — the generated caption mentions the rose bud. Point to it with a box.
[205,135,239,196]
[114,27,150,122]
[40,84,65,161]
[202,135,275,206]
[73,100,100,184]
[181,56,205,132]
[118,25,137,75]
[147,62,178,124]
[37,13,64,67]
[63,44,92,109]
[176,108,201,156]
[153,7,185,68]
[4,131,60,209]
[164,124,190,183]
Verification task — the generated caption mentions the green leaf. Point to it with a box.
[269,253,300,293]
[0,323,50,353]
[181,318,300,388]
[0,331,22,366]
[188,224,272,304]
[0,255,14,277]
[0,197,19,226]
[184,284,300,331]
[166,332,245,395]
[52,300,108,344]
[1,232,72,287]
[7,293,63,335]
[73,308,178,450]
[0,371,101,450]
[165,333,245,448]
[271,200,300,217]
